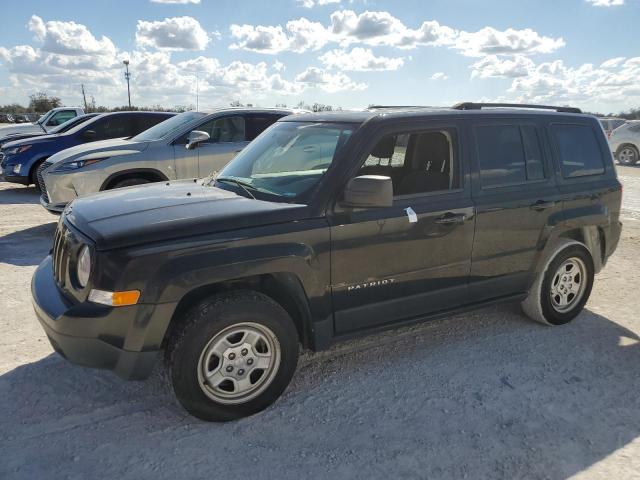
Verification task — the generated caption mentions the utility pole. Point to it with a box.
[81,84,88,111]
[123,60,131,108]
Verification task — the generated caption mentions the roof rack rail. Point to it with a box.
[367,105,432,110]
[452,102,582,114]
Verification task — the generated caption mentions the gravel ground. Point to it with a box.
[0,167,639,480]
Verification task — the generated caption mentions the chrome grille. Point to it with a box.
[52,221,69,288]
[37,161,53,203]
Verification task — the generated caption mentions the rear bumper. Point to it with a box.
[31,256,162,380]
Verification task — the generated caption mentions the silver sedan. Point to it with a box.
[40,108,296,213]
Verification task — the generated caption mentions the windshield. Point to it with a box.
[131,111,205,142]
[215,122,353,200]
[49,114,96,134]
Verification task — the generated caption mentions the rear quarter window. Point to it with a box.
[551,124,605,178]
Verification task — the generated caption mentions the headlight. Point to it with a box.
[76,246,91,288]
[5,145,31,155]
[13,164,22,174]
[54,158,104,172]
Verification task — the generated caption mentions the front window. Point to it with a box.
[214,122,353,200]
[131,111,206,142]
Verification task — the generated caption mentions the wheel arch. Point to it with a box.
[162,272,315,351]
[100,168,169,191]
[28,155,51,183]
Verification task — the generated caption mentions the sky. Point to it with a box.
[0,0,638,113]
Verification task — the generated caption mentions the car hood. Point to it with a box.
[2,133,59,149]
[65,180,308,250]
[47,137,149,165]
[0,123,44,137]
[0,132,49,146]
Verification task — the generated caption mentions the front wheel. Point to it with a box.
[522,243,594,326]
[110,177,151,189]
[617,145,639,165]
[165,291,299,421]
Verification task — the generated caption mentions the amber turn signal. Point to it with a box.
[88,289,140,306]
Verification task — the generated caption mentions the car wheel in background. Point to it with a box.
[165,290,299,422]
[30,160,46,191]
[111,177,152,189]
[616,145,639,165]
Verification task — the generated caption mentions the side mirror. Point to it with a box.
[186,130,210,150]
[82,130,97,141]
[342,175,393,208]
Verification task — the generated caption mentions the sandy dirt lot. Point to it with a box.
[0,167,639,480]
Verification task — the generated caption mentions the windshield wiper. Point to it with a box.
[215,177,256,200]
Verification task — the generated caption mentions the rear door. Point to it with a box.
[92,115,134,141]
[468,118,561,301]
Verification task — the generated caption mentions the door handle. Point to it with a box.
[530,200,557,211]
[434,213,467,225]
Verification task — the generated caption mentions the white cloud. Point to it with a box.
[476,56,640,110]
[471,55,535,78]
[430,72,448,80]
[230,18,331,54]
[230,9,564,57]
[27,15,117,56]
[586,0,624,6]
[0,15,367,107]
[135,16,210,51]
[452,27,565,57]
[299,0,341,7]
[151,0,201,3]
[319,47,404,71]
[295,67,366,92]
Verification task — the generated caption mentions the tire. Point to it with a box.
[30,160,46,191]
[616,145,639,165]
[165,290,299,421]
[110,177,152,189]
[521,242,594,326]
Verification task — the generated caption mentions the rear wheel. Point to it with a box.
[522,243,594,325]
[617,145,639,165]
[165,291,299,421]
[110,177,152,189]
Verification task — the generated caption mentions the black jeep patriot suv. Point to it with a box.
[32,103,622,421]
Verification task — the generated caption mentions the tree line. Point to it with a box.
[2,92,637,119]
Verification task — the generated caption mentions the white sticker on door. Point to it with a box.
[405,207,418,223]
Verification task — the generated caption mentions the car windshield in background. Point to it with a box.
[49,114,96,134]
[215,122,353,201]
[131,111,206,142]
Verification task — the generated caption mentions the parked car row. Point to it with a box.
[0,111,174,189]
[0,112,40,124]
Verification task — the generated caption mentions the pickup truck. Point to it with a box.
[0,107,84,138]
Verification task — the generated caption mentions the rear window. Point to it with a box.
[551,124,605,178]
[476,124,546,188]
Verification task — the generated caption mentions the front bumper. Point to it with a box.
[31,256,161,380]
[40,195,66,214]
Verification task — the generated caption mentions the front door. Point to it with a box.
[196,115,248,177]
[329,125,475,334]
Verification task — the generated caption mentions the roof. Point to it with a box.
[195,107,299,116]
[281,105,592,125]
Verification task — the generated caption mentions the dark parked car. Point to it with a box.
[31,103,622,421]
[0,111,174,188]
[0,113,99,148]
